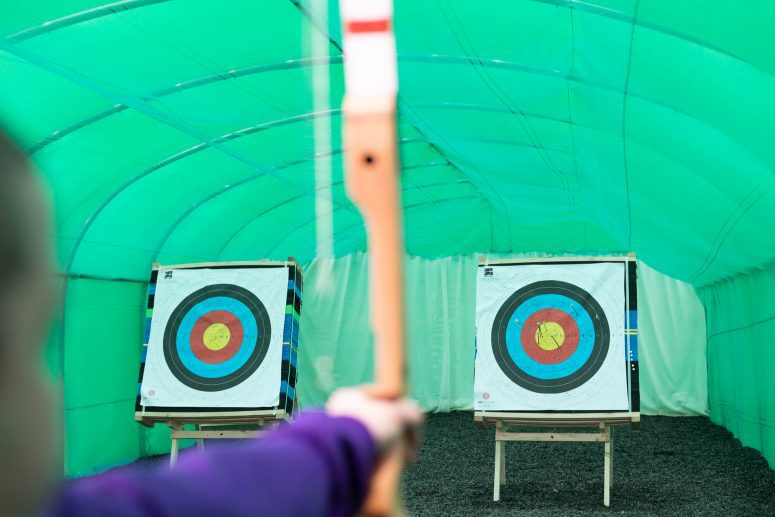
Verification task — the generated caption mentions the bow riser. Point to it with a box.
[343,96,404,399]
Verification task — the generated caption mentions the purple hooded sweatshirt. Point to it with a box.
[50,412,376,517]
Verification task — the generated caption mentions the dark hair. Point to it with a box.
[0,130,33,287]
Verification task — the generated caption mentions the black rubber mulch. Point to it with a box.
[402,413,775,516]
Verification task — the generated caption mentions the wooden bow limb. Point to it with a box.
[340,1,406,515]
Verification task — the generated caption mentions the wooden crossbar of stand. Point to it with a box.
[136,409,287,468]
[167,421,277,468]
[476,412,639,507]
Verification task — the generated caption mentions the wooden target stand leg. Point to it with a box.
[500,439,506,486]
[493,422,506,501]
[169,422,181,468]
[604,424,614,505]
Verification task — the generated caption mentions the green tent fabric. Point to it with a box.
[699,263,775,469]
[0,1,772,473]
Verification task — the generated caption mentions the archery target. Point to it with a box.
[475,262,629,411]
[140,267,286,409]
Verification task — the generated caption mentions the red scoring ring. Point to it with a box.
[519,308,580,364]
[189,310,244,364]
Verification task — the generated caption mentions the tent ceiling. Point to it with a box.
[1,0,773,285]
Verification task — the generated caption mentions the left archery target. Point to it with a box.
[139,266,289,410]
[163,284,271,392]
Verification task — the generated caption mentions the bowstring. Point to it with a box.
[310,0,335,297]
[308,0,337,394]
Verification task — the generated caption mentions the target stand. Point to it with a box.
[474,255,640,507]
[474,411,639,506]
[135,259,303,464]
[138,410,286,467]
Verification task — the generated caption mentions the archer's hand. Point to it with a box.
[326,387,424,456]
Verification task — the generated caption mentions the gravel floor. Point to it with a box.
[120,413,774,516]
[402,413,775,516]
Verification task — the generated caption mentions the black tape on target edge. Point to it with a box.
[628,261,638,310]
[281,363,297,386]
[135,362,145,410]
[286,291,302,314]
[279,392,294,415]
[293,265,304,292]
[628,260,640,412]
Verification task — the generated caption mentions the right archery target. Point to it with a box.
[475,261,636,412]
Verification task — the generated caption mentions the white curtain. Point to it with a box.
[637,261,708,415]
[298,253,708,415]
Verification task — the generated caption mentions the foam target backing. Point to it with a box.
[136,263,302,413]
[474,260,638,412]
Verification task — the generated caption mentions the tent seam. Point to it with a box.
[435,0,576,215]
[6,0,175,42]
[620,0,639,249]
[27,56,343,154]
[527,0,775,82]
[215,178,473,260]
[690,176,775,282]
[263,195,485,258]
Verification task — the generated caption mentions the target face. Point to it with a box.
[163,284,271,391]
[491,280,609,394]
[475,261,630,412]
[139,266,288,409]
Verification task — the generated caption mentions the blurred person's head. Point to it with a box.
[0,130,58,515]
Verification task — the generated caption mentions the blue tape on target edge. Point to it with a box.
[143,319,152,342]
[280,381,296,400]
[626,310,638,361]
[282,315,300,342]
[628,334,639,361]
[281,345,298,367]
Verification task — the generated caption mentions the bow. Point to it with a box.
[340,0,406,514]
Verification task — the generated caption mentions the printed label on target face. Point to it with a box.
[474,262,630,411]
[140,267,287,409]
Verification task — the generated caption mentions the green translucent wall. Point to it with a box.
[0,1,772,473]
[699,264,775,468]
